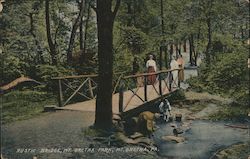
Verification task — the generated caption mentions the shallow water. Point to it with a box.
[154,120,250,159]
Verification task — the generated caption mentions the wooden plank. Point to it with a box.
[88,78,94,98]
[62,80,92,100]
[63,78,89,106]
[123,80,145,105]
[124,87,142,110]
[159,74,162,96]
[52,74,98,80]
[113,74,123,94]
[144,76,148,101]
[51,71,126,80]
[152,83,160,96]
[169,72,172,91]
[119,90,124,113]
[58,79,63,107]
[123,68,181,79]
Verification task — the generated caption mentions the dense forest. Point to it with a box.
[0,0,249,123]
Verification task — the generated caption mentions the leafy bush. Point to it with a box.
[167,89,186,102]
[3,90,49,102]
[1,55,28,83]
[188,46,249,106]
[2,90,56,124]
[35,65,74,91]
[121,26,148,54]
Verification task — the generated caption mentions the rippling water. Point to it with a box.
[153,120,250,159]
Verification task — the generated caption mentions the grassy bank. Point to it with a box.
[1,90,57,124]
[209,104,250,121]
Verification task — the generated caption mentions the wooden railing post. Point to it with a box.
[169,71,172,92]
[88,78,94,98]
[119,80,124,113]
[144,75,148,101]
[159,73,162,96]
[178,69,181,87]
[58,79,63,107]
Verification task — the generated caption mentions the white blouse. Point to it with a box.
[170,59,179,70]
[146,59,157,72]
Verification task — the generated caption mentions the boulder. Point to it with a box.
[130,132,144,139]
[162,135,185,143]
[175,113,182,122]
[170,123,177,128]
[173,128,183,136]
[113,114,121,121]
[43,105,56,112]
[186,115,196,120]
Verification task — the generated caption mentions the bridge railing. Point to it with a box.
[118,68,182,112]
[51,72,125,107]
[51,69,182,110]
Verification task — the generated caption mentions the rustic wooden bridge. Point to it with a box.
[52,69,182,115]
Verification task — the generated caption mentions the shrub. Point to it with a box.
[188,47,249,106]
[35,65,74,91]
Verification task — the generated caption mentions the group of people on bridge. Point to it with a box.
[132,54,185,87]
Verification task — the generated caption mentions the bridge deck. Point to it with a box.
[57,80,175,114]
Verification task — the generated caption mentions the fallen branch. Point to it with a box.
[224,124,249,129]
[0,76,43,91]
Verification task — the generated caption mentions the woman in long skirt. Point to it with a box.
[146,55,157,85]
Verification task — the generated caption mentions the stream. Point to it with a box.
[153,120,250,159]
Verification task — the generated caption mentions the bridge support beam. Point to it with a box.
[159,74,163,96]
[144,76,148,101]
[58,79,63,107]
[119,90,124,113]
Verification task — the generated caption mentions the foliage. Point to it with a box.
[0,55,28,83]
[35,64,74,90]
[121,26,148,54]
[209,104,250,121]
[1,90,56,124]
[188,45,249,106]
[167,89,186,103]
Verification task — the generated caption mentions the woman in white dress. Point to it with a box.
[170,56,179,87]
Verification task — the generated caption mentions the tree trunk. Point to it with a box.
[189,36,193,65]
[205,17,212,65]
[205,0,213,65]
[95,0,121,130]
[192,35,197,66]
[170,44,173,60]
[83,1,91,56]
[45,0,57,65]
[165,44,169,69]
[79,17,84,50]
[67,0,85,64]
[183,40,187,52]
[126,1,132,26]
[28,13,45,64]
[175,43,179,57]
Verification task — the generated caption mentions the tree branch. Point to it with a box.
[90,2,96,12]
[112,0,121,18]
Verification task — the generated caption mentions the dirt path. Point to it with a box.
[1,110,160,159]
[1,111,95,158]
[2,90,246,159]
